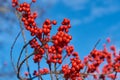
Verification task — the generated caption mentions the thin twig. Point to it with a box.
[93,39,101,50]
[45,48,54,80]
[38,62,43,80]
[54,63,58,80]
[113,72,117,80]
[29,71,62,80]
[10,30,21,74]
[38,62,40,80]
[18,13,32,79]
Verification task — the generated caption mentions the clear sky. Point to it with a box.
[0,0,120,80]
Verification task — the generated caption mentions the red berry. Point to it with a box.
[32,0,36,3]
[24,72,29,76]
[52,20,57,25]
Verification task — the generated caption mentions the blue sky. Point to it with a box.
[0,0,120,80]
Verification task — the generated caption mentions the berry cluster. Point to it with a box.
[12,0,18,7]
[30,38,45,63]
[83,39,120,80]
[66,45,74,56]
[33,68,49,76]
[39,68,49,75]
[86,46,113,73]
[46,19,72,64]
[114,54,120,72]
[62,58,84,80]
[52,31,72,46]
[58,18,71,33]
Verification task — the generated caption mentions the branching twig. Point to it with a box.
[17,40,30,68]
[17,53,34,80]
